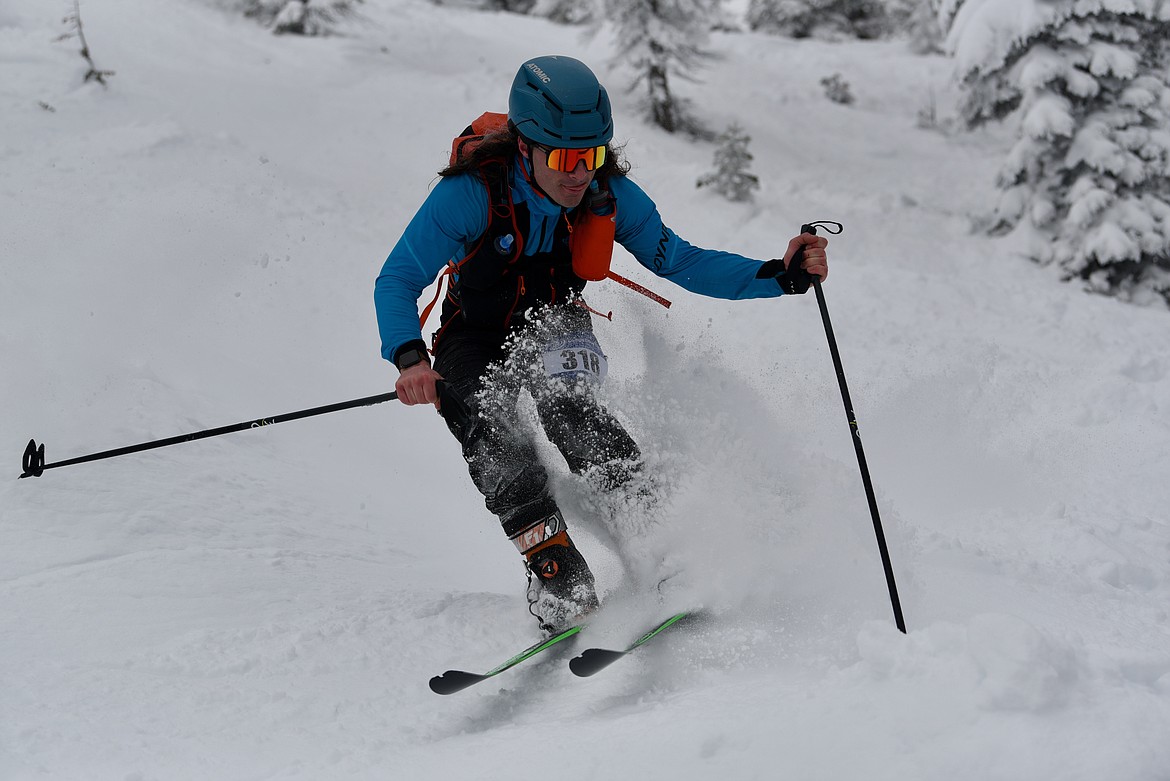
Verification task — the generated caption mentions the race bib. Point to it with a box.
[542,331,608,384]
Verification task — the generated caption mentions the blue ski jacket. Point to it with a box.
[374,156,785,363]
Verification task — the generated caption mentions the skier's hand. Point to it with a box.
[396,362,444,409]
[783,232,829,283]
[760,232,830,294]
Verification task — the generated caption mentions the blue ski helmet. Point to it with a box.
[508,56,613,148]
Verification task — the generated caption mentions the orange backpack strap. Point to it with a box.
[419,261,458,338]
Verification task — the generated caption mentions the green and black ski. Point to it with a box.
[428,623,583,695]
[568,611,693,677]
[429,610,699,694]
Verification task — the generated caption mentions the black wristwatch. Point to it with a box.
[395,348,430,371]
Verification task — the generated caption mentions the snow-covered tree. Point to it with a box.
[889,0,948,52]
[951,0,1170,305]
[240,0,361,35]
[530,0,593,23]
[935,0,965,31]
[440,0,536,12]
[606,0,717,135]
[696,123,761,201]
[747,0,889,39]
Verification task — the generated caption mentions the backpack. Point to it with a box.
[448,112,510,167]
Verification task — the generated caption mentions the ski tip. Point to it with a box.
[429,670,488,695]
[568,647,625,678]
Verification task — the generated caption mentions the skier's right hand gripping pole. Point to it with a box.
[755,221,839,293]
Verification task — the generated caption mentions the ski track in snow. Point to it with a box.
[2,0,1169,778]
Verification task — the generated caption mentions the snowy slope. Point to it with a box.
[3,0,1170,779]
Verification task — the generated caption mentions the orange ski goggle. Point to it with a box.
[542,144,607,173]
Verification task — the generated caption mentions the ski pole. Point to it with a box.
[19,390,399,479]
[791,221,907,634]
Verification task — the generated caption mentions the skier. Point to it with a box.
[374,55,828,634]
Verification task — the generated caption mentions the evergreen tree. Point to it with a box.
[531,0,593,23]
[240,0,361,35]
[847,0,953,52]
[747,0,889,40]
[935,0,965,34]
[448,0,536,13]
[898,0,947,53]
[606,0,716,135]
[951,0,1170,305]
[696,123,761,201]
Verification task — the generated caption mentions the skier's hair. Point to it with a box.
[438,124,630,180]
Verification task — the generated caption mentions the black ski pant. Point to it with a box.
[433,326,641,540]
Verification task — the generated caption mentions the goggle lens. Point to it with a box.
[544,145,607,173]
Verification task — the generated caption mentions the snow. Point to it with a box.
[946,0,1054,75]
[1021,92,1075,139]
[3,0,1170,779]
[1087,40,1140,79]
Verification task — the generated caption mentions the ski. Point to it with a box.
[568,611,693,678]
[429,623,584,695]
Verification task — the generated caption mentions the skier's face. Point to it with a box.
[519,139,596,208]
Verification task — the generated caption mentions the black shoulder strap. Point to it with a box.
[477,157,511,210]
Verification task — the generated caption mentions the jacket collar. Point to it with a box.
[512,153,565,220]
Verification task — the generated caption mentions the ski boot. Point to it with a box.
[510,511,600,634]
